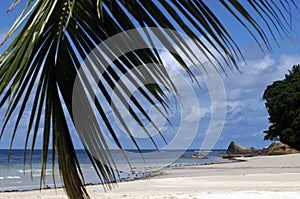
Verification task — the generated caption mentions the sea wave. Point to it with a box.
[5,176,21,179]
[17,169,31,173]
[17,169,52,175]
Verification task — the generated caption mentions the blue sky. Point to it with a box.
[0,1,300,150]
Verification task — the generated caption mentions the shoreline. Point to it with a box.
[0,155,235,193]
[1,154,300,198]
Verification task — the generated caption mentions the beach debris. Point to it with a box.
[191,153,208,159]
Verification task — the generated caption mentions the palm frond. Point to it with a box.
[0,0,298,198]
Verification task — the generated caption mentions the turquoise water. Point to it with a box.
[0,149,230,191]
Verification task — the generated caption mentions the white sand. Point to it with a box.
[1,154,300,199]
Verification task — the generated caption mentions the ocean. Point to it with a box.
[0,149,230,192]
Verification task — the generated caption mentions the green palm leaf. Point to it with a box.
[0,0,297,198]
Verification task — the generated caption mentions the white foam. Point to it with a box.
[17,169,31,173]
[6,176,21,179]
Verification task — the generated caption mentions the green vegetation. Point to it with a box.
[263,65,300,150]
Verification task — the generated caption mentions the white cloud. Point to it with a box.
[224,54,300,102]
[159,35,224,74]
[184,106,209,122]
[239,54,275,73]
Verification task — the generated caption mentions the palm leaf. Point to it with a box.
[0,0,297,198]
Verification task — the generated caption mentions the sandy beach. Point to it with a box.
[1,154,300,199]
